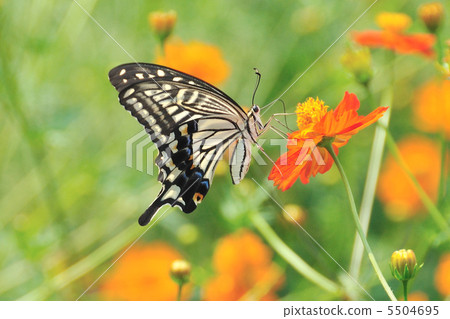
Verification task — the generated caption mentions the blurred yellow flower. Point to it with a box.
[413,79,450,139]
[156,40,230,86]
[100,242,191,300]
[435,253,450,296]
[376,12,412,33]
[377,136,441,220]
[203,229,284,300]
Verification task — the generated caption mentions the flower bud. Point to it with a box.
[340,46,373,86]
[390,249,422,281]
[282,204,307,225]
[418,2,444,33]
[170,259,191,285]
[148,10,177,45]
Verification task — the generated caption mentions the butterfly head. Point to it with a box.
[249,105,264,130]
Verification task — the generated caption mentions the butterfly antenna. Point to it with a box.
[254,141,283,176]
[252,68,261,106]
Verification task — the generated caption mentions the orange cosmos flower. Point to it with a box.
[435,253,450,297]
[99,242,191,300]
[377,136,441,220]
[203,229,284,300]
[156,39,230,85]
[268,92,388,191]
[413,78,450,139]
[352,12,435,57]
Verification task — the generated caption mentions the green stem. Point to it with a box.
[177,283,183,301]
[363,82,376,108]
[384,131,449,231]
[324,144,397,301]
[250,212,341,296]
[350,88,392,279]
[438,134,448,207]
[403,281,408,301]
[435,29,444,66]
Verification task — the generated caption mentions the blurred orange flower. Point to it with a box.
[377,136,441,220]
[268,93,388,190]
[435,253,450,296]
[99,242,191,300]
[402,291,429,301]
[413,78,450,139]
[156,39,230,86]
[352,12,435,57]
[203,229,284,300]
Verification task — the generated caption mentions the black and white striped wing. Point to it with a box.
[109,63,249,225]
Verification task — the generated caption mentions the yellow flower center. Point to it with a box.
[296,97,328,129]
[376,12,412,33]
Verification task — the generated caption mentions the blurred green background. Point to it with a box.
[0,0,449,301]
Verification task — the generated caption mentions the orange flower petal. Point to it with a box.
[352,30,435,57]
[352,30,397,50]
[335,106,388,136]
[334,91,360,114]
[268,138,336,189]
[395,33,435,57]
[315,92,388,139]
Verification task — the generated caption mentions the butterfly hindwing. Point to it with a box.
[109,63,250,225]
[229,138,252,185]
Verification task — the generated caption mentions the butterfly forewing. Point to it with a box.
[109,63,252,225]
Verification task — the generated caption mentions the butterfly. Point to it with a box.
[109,63,269,226]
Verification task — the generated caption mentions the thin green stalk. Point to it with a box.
[177,283,183,301]
[435,27,447,207]
[435,29,444,66]
[350,52,396,280]
[350,88,393,279]
[250,211,341,296]
[324,144,397,301]
[403,281,408,301]
[438,134,448,206]
[384,131,449,231]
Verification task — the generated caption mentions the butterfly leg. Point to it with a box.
[259,113,296,136]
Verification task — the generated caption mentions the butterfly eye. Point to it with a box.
[252,105,260,113]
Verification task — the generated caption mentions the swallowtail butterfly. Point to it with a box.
[109,63,266,226]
